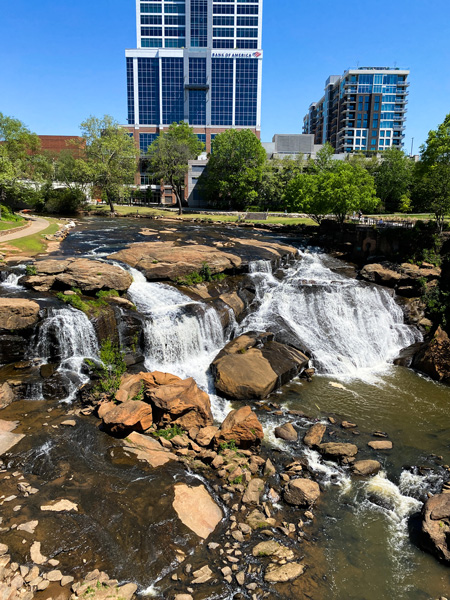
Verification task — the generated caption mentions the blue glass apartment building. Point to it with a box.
[303,68,410,154]
[125,0,263,160]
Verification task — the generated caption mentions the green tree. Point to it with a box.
[313,142,336,172]
[284,172,329,223]
[201,129,266,210]
[372,148,413,212]
[415,114,450,231]
[259,155,305,211]
[327,162,378,224]
[0,113,42,218]
[146,121,203,215]
[80,115,139,213]
[54,149,92,199]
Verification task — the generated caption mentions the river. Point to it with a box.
[1,216,449,599]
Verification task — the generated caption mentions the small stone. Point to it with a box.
[236,571,245,585]
[0,543,8,555]
[264,562,305,583]
[25,566,40,582]
[37,580,50,591]
[20,565,30,577]
[61,420,76,427]
[46,569,63,582]
[192,565,213,584]
[40,499,78,512]
[30,541,47,565]
[61,575,74,586]
[368,440,393,450]
[221,566,232,577]
[341,421,357,429]
[48,559,60,567]
[242,478,265,504]
[232,530,244,542]
[264,458,276,477]
[274,423,298,442]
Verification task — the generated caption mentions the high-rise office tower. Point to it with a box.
[125,0,263,167]
[303,67,410,154]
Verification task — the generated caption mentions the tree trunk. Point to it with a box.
[106,190,115,215]
[171,180,183,215]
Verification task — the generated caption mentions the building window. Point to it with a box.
[213,39,234,47]
[162,57,184,124]
[138,57,160,125]
[236,27,258,37]
[141,3,162,13]
[213,16,234,25]
[236,39,257,48]
[140,133,158,154]
[211,59,233,126]
[141,38,163,47]
[141,15,163,24]
[126,58,135,125]
[235,59,258,127]
[191,0,208,47]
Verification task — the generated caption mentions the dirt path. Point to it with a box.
[0,217,49,242]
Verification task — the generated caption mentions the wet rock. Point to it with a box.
[368,440,393,450]
[264,458,276,477]
[318,442,358,460]
[98,400,153,434]
[242,478,265,504]
[17,520,38,534]
[252,541,294,560]
[274,423,298,442]
[174,595,193,600]
[0,298,40,330]
[303,423,326,447]
[30,541,47,565]
[341,420,357,429]
[60,420,76,427]
[24,258,132,293]
[191,564,213,584]
[420,493,450,564]
[46,569,63,582]
[0,383,14,410]
[0,430,25,456]
[264,562,305,583]
[219,292,245,319]
[215,406,264,449]
[413,327,450,384]
[359,263,402,287]
[352,460,381,476]
[123,431,177,467]
[284,478,320,507]
[40,499,78,512]
[211,332,308,400]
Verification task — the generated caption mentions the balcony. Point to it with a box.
[185,83,209,90]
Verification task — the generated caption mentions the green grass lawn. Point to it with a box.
[90,204,318,225]
[1,219,60,254]
[0,219,26,231]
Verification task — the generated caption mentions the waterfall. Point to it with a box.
[241,251,421,379]
[2,266,26,289]
[127,268,231,421]
[34,307,99,402]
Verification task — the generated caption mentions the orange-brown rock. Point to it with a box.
[413,326,450,384]
[123,431,177,467]
[108,241,242,281]
[303,423,326,447]
[0,298,40,330]
[98,400,153,434]
[420,493,450,564]
[147,376,213,429]
[173,484,222,539]
[211,332,308,400]
[215,405,264,448]
[23,258,132,293]
[114,371,213,430]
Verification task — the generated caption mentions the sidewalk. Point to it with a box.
[0,217,49,243]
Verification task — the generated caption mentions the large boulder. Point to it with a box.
[211,332,309,400]
[114,371,213,430]
[0,298,40,330]
[420,493,450,564]
[413,327,450,384]
[303,423,326,447]
[359,262,440,294]
[23,258,132,293]
[109,241,242,281]
[98,401,153,434]
[215,405,264,448]
[173,484,222,539]
[284,478,320,507]
[318,442,358,460]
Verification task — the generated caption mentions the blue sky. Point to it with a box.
[1,0,449,152]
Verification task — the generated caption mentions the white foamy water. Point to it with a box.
[241,251,421,380]
[34,307,99,402]
[127,267,231,422]
[2,266,26,289]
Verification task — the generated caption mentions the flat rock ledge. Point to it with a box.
[0,298,40,331]
[211,332,309,400]
[22,258,132,293]
[172,483,222,539]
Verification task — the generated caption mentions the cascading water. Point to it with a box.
[33,307,99,402]
[126,267,231,421]
[1,266,26,289]
[241,251,421,379]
